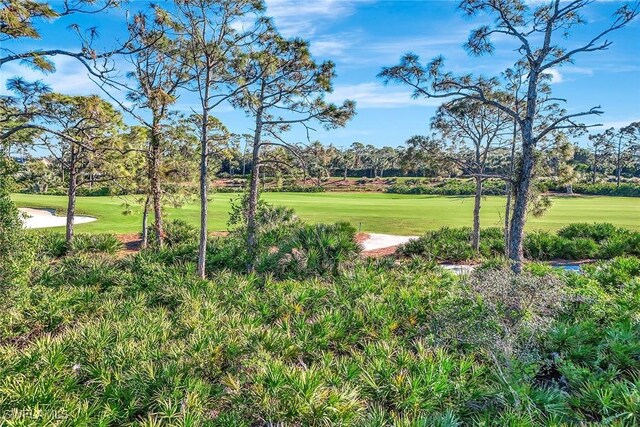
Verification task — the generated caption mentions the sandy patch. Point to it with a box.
[19,207,96,229]
[360,233,418,251]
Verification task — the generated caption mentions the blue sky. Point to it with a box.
[2,0,640,148]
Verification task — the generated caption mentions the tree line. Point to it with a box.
[1,0,638,274]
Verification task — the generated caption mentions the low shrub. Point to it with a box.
[34,230,67,257]
[206,235,249,273]
[551,237,599,260]
[257,222,360,278]
[69,234,122,254]
[1,241,639,424]
[432,268,569,361]
[34,232,122,257]
[401,224,639,262]
[263,185,326,193]
[398,227,477,261]
[523,231,556,260]
[0,159,35,286]
[542,181,640,197]
[146,218,198,247]
[558,222,622,242]
[386,178,507,195]
[581,256,640,289]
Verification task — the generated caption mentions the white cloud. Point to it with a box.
[543,68,563,84]
[595,118,640,131]
[562,66,594,76]
[326,82,442,109]
[0,56,100,96]
[265,0,364,37]
[366,33,467,55]
[311,37,352,57]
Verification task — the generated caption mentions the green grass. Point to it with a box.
[12,192,640,234]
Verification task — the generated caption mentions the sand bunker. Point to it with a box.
[360,233,418,251]
[19,207,97,229]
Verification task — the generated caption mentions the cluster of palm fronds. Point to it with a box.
[1,233,638,425]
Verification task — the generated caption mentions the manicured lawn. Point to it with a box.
[12,192,640,234]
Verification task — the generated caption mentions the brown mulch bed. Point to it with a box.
[115,231,230,257]
[115,231,400,259]
[361,245,400,258]
[355,232,370,244]
[116,233,142,257]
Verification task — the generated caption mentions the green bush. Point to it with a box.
[34,232,122,257]
[552,237,599,260]
[206,235,249,273]
[581,256,640,289]
[69,234,122,254]
[1,248,639,424]
[33,230,67,257]
[0,158,35,285]
[543,181,640,197]
[401,224,639,263]
[146,218,198,247]
[523,231,556,260]
[386,178,507,195]
[398,227,477,261]
[558,222,622,242]
[257,222,360,278]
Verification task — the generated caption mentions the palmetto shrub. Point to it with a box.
[205,235,249,273]
[400,224,639,263]
[257,221,360,278]
[398,227,477,261]
[146,218,198,247]
[33,229,68,257]
[34,231,122,257]
[542,181,640,197]
[523,231,557,260]
[68,233,123,254]
[386,178,507,195]
[0,250,638,425]
[557,222,622,242]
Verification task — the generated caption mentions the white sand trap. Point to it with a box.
[441,264,476,275]
[19,207,96,229]
[361,233,418,251]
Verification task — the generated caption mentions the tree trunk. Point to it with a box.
[504,118,517,257]
[246,114,262,272]
[616,139,622,188]
[141,194,150,249]
[197,109,209,279]
[343,166,348,180]
[472,176,482,252]
[150,125,163,246]
[566,183,573,194]
[508,125,535,273]
[504,181,512,256]
[591,149,597,184]
[508,75,539,273]
[65,148,77,246]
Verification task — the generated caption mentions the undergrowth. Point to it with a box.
[0,242,638,425]
[399,223,640,262]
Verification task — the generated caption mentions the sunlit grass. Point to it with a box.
[12,192,640,234]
